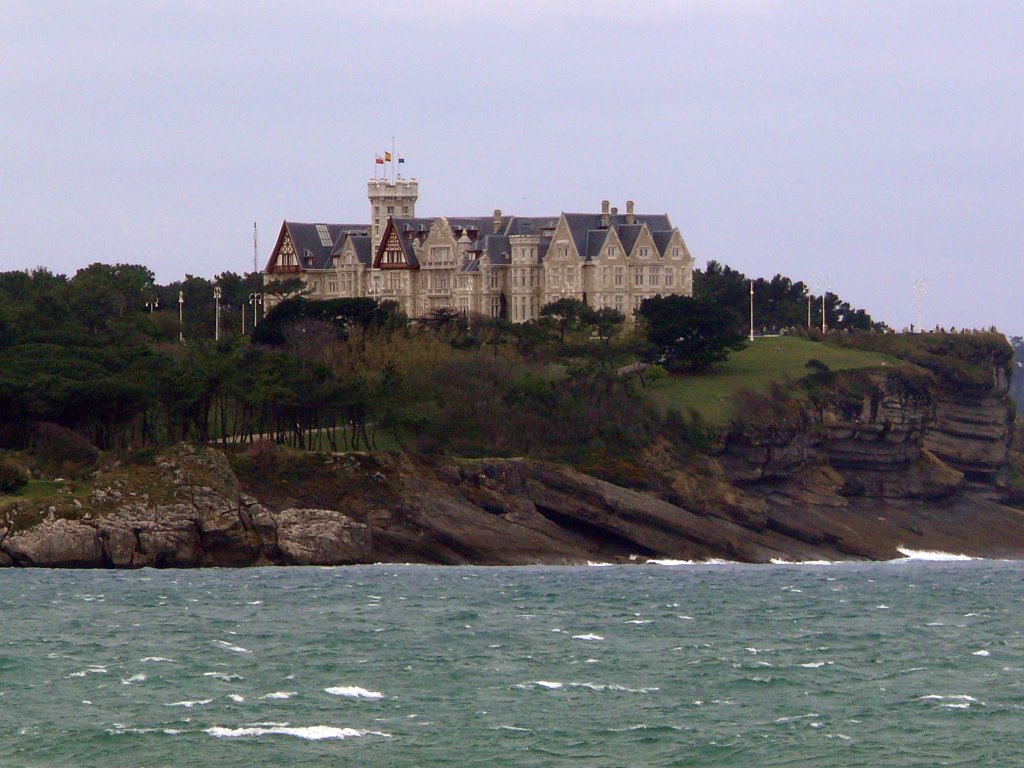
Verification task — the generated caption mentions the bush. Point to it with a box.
[31,423,99,467]
[0,458,28,494]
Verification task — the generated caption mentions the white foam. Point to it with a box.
[204,672,243,681]
[141,657,174,663]
[121,673,147,685]
[770,558,841,565]
[260,691,296,700]
[972,650,991,657]
[166,699,213,708]
[626,620,652,625]
[533,681,564,689]
[206,725,388,740]
[324,686,383,700]
[586,561,614,567]
[228,694,246,703]
[918,694,978,702]
[798,661,832,669]
[214,640,253,654]
[68,666,107,678]
[895,547,977,562]
[571,633,604,641]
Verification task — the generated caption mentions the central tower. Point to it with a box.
[368,178,419,253]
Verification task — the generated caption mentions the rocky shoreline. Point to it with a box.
[2,356,1022,568]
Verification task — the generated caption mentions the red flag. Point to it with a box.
[375,155,384,165]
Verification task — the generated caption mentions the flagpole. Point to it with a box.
[253,222,258,274]
[391,136,396,184]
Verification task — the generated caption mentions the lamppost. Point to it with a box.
[749,280,755,342]
[177,291,184,342]
[145,297,159,314]
[213,286,222,341]
[248,291,263,328]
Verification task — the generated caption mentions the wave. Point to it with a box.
[206,725,389,740]
[259,691,296,700]
[324,686,383,699]
[213,640,253,654]
[895,547,977,562]
[165,699,213,708]
[571,633,604,641]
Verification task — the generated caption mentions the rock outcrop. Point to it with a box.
[1,356,1022,568]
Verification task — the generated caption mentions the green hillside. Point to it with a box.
[647,336,899,425]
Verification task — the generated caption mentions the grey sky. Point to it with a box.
[2,1,1021,333]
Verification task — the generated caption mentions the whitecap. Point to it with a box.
[895,547,977,561]
[498,725,530,732]
[769,558,840,565]
[324,686,383,700]
[228,694,245,703]
[260,691,296,700]
[205,725,388,740]
[626,620,652,625]
[204,672,243,682]
[214,640,252,654]
[121,673,147,685]
[166,699,213,708]
[141,657,174,663]
[918,694,978,702]
[586,561,615,567]
[972,650,991,657]
[798,661,832,669]
[571,633,604,641]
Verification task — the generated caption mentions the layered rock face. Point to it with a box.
[1,361,1021,568]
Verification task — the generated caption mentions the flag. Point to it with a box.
[398,157,405,164]
[384,151,392,162]
[375,155,384,165]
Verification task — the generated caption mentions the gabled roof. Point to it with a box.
[616,224,644,256]
[374,217,421,268]
[334,233,373,266]
[275,222,367,271]
[585,229,610,260]
[652,230,675,257]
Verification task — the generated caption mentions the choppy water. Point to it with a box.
[2,557,1023,767]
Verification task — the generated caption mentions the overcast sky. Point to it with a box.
[2,1,1021,333]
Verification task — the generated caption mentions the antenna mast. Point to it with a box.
[913,279,927,333]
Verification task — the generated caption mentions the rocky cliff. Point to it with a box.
[2,349,1022,567]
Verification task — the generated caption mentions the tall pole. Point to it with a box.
[807,293,812,329]
[214,287,222,341]
[749,280,755,342]
[821,291,827,333]
[178,290,184,342]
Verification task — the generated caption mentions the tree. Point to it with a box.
[540,298,589,342]
[637,294,748,372]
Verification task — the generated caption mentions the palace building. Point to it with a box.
[263,177,695,321]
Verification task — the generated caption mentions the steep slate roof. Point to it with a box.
[283,222,367,270]
[616,224,644,256]
[275,210,678,272]
[652,230,674,257]
[585,229,610,260]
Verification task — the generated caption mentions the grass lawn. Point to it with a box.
[647,336,900,426]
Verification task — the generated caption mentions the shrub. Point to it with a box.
[0,458,28,494]
[31,423,99,467]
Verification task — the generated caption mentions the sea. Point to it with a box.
[2,553,1022,767]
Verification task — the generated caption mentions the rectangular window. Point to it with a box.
[601,267,609,287]
[403,206,409,215]
[672,248,680,258]
[665,269,674,287]
[387,206,394,214]
[567,267,576,285]
[649,266,660,286]
[608,247,617,258]
[490,297,501,317]
[614,294,624,313]
[634,269,643,287]
[614,267,624,287]
[638,247,650,259]
[489,273,500,289]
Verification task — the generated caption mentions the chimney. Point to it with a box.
[601,200,610,227]
[493,208,502,233]
[610,206,618,217]
[626,200,635,225]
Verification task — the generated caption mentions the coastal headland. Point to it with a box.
[2,333,1022,567]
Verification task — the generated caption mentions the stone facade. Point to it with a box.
[263,179,695,320]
